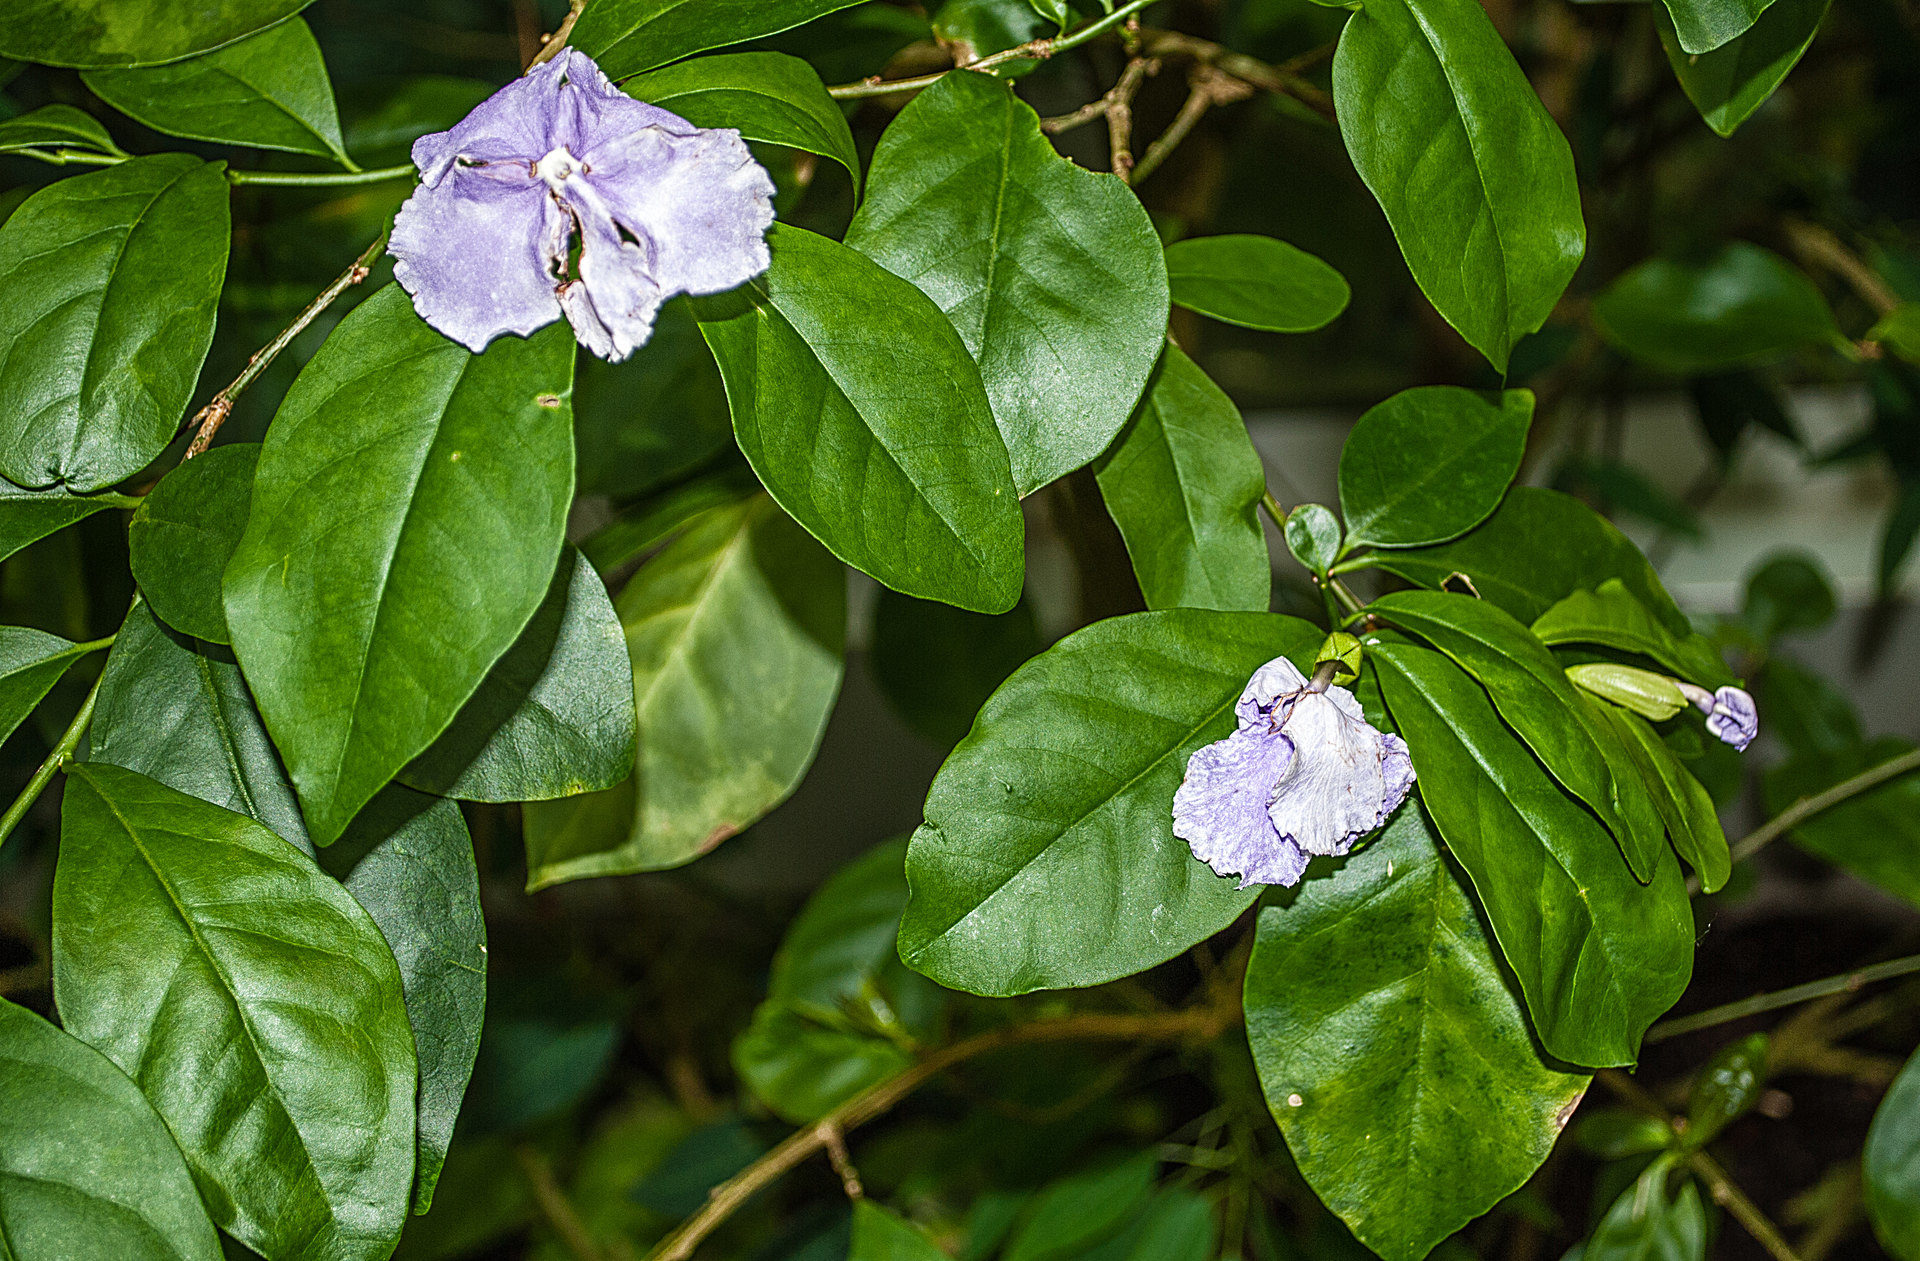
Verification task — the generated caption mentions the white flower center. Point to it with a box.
[534,146,581,189]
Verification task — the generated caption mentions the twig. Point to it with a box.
[0,642,114,854]
[1137,30,1334,119]
[820,1122,863,1200]
[1727,746,1920,868]
[526,0,589,71]
[643,1005,1235,1261]
[226,165,414,187]
[1646,953,1920,1042]
[1131,65,1255,186]
[515,1144,606,1261]
[184,232,388,458]
[1785,221,1901,318]
[827,0,1156,99]
[1106,60,1150,181]
[1688,1149,1807,1261]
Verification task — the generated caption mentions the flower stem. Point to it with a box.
[1645,952,1920,1043]
[0,644,114,855]
[226,163,414,187]
[828,0,1158,99]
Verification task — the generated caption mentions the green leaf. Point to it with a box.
[400,548,637,803]
[1764,737,1920,909]
[572,0,870,78]
[0,998,223,1261]
[128,443,256,645]
[1756,656,1859,758]
[1332,0,1584,371]
[1873,304,1920,365]
[1658,0,1828,137]
[1163,234,1350,333]
[1585,1159,1706,1260]
[845,69,1169,496]
[0,0,315,68]
[851,1201,950,1261]
[224,285,576,845]
[624,52,860,195]
[1371,487,1694,636]
[731,1001,911,1123]
[1003,1154,1159,1261]
[771,836,913,1019]
[1573,1111,1675,1160]
[571,299,732,505]
[81,18,348,162]
[52,762,417,1261]
[0,154,230,491]
[1372,642,1694,1068]
[91,600,312,850]
[869,587,1043,748]
[931,0,1053,58]
[317,787,486,1215]
[0,478,136,563]
[694,225,1023,613]
[0,103,122,154]
[1245,805,1590,1261]
[0,625,93,745]
[1743,552,1835,643]
[1685,1032,1767,1147]
[1658,0,1776,55]
[899,610,1322,996]
[522,497,845,887]
[1083,1190,1215,1261]
[1371,590,1665,882]
[1592,243,1838,374]
[1609,707,1731,894]
[1338,387,1532,549]
[1094,344,1270,613]
[1867,1047,1920,1261]
[1285,504,1342,576]
[1532,579,1732,687]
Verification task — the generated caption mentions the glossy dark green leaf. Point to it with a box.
[128,443,256,645]
[1245,805,1589,1261]
[1585,1159,1706,1261]
[1003,1154,1159,1261]
[869,587,1043,748]
[0,998,223,1261]
[931,0,1053,58]
[851,1201,949,1261]
[0,479,136,563]
[0,103,122,154]
[1371,590,1664,882]
[846,69,1169,496]
[625,52,859,194]
[1765,737,1920,908]
[1658,0,1828,136]
[1685,1032,1767,1147]
[899,611,1321,996]
[400,549,636,803]
[1338,387,1532,549]
[1610,708,1731,894]
[318,787,486,1215]
[1372,487,1693,635]
[53,762,417,1261]
[732,1000,911,1123]
[694,225,1023,613]
[1658,0,1775,55]
[572,0,870,78]
[82,19,346,161]
[0,625,93,745]
[1743,552,1835,643]
[1867,1047,1920,1261]
[1094,345,1270,612]
[1373,643,1694,1067]
[522,497,844,887]
[0,155,230,492]
[0,0,314,68]
[1163,234,1350,333]
[225,285,576,845]
[1285,504,1342,576]
[1332,0,1584,371]
[1592,243,1838,374]
[1532,579,1732,687]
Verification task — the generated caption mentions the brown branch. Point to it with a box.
[1131,66,1255,186]
[643,1005,1235,1261]
[1137,30,1334,119]
[820,1122,863,1200]
[515,1144,606,1261]
[526,0,588,70]
[1785,220,1901,318]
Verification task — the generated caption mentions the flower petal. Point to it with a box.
[1236,655,1310,729]
[410,53,573,186]
[1706,685,1758,752]
[1173,725,1309,888]
[1267,691,1412,856]
[559,210,666,362]
[390,175,565,353]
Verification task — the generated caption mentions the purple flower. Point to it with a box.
[389,48,775,361]
[1173,657,1414,888]
[1679,682,1759,752]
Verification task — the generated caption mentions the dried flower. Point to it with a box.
[1679,682,1758,752]
[389,48,775,361]
[1173,657,1414,888]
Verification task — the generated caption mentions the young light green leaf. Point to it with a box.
[1163,234,1350,333]
[899,610,1321,996]
[0,154,230,492]
[0,103,123,154]
[0,998,224,1261]
[53,763,418,1261]
[82,18,349,162]
[852,1201,950,1261]
[846,68,1169,496]
[1332,0,1584,371]
[1533,578,1733,687]
[0,479,137,564]
[1659,0,1776,55]
[732,1000,911,1123]
[1245,805,1590,1261]
[1764,737,1920,909]
[0,0,315,68]
[1373,643,1694,1068]
[1585,1158,1707,1260]
[1592,243,1838,374]
[694,225,1022,613]
[1285,504,1342,576]
[522,497,845,887]
[317,787,486,1215]
[572,0,870,78]
[1873,305,1920,365]
[1867,1047,1920,1261]
[225,285,576,845]
[400,548,637,803]
[0,625,93,745]
[624,51,860,194]
[1658,0,1829,137]
[1338,387,1532,549]
[128,443,256,645]
[1094,344,1270,613]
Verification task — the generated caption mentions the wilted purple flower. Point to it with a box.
[1680,682,1758,752]
[389,47,775,361]
[1173,657,1414,888]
